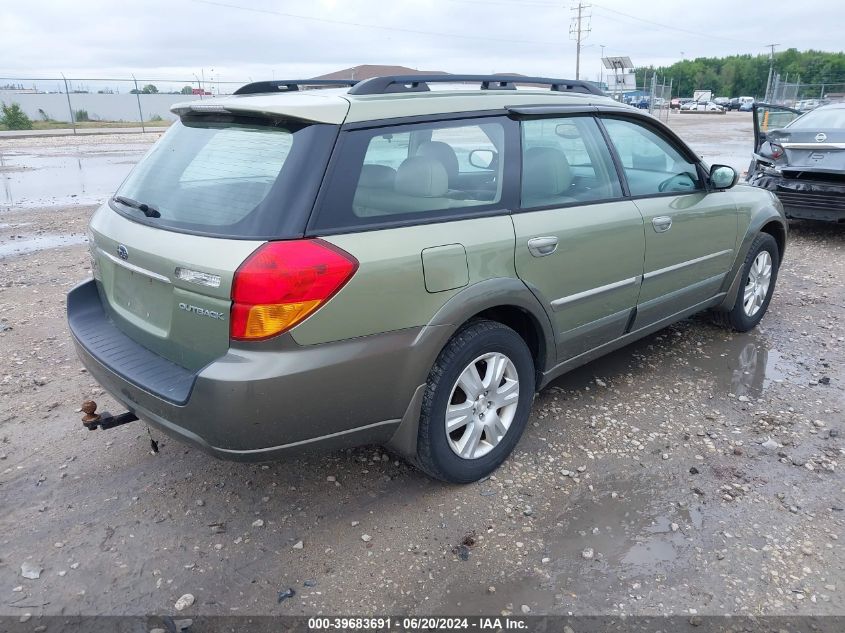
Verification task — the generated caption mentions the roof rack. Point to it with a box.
[347,74,604,96]
[233,79,358,95]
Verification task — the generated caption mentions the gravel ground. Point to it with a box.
[0,116,842,620]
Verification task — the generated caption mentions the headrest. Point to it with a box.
[416,141,459,180]
[394,156,449,198]
[358,164,397,189]
[522,147,573,197]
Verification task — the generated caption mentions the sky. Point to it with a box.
[1,0,843,91]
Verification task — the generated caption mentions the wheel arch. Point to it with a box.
[422,277,556,378]
[386,278,555,459]
[716,204,787,312]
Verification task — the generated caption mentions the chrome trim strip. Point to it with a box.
[781,142,845,150]
[551,276,641,310]
[643,249,732,281]
[99,249,172,284]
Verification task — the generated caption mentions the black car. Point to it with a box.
[747,102,845,222]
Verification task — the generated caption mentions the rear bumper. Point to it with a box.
[67,279,428,460]
[748,171,845,222]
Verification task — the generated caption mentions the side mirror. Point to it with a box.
[710,164,738,189]
[468,149,495,170]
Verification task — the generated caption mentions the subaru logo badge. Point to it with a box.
[117,244,129,261]
[815,132,827,142]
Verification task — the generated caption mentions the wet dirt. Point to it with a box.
[0,134,158,212]
[0,122,842,619]
[0,234,87,259]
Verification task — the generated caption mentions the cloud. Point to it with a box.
[1,0,841,87]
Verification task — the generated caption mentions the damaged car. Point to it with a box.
[747,102,845,222]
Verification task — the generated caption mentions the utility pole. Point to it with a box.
[569,1,591,80]
[764,43,778,102]
[599,44,606,87]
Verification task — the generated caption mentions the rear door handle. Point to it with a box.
[652,216,672,233]
[527,236,559,257]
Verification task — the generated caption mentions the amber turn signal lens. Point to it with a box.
[241,300,322,340]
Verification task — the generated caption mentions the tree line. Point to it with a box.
[635,49,845,99]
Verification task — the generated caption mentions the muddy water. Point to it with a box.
[445,321,810,614]
[0,143,148,211]
[0,233,87,258]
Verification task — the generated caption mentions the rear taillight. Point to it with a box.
[762,141,785,160]
[230,239,358,341]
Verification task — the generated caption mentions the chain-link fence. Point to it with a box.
[647,75,672,122]
[0,76,248,133]
[766,73,845,108]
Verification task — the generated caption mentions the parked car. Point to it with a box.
[739,96,755,112]
[672,98,693,110]
[681,101,725,112]
[701,101,725,112]
[68,74,787,483]
[748,102,845,222]
[714,97,730,107]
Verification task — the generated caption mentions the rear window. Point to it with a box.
[112,115,338,239]
[788,107,845,129]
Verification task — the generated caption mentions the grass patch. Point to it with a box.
[0,119,173,131]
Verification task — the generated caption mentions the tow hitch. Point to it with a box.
[80,400,138,431]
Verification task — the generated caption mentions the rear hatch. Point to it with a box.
[754,104,845,178]
[88,112,340,371]
[776,128,845,175]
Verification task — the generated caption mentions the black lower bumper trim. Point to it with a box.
[748,171,845,221]
[67,280,197,405]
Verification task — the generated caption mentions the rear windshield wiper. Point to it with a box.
[113,195,161,218]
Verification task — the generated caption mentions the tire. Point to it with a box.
[712,233,780,332]
[415,320,535,483]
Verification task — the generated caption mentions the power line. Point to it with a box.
[446,0,557,6]
[591,3,765,47]
[190,0,560,46]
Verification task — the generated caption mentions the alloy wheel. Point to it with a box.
[445,352,520,459]
[743,251,772,317]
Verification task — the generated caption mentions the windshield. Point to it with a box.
[113,115,337,239]
[788,107,845,130]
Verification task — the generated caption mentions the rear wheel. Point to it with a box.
[712,233,780,332]
[415,320,535,483]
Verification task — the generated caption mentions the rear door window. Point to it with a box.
[309,117,513,233]
[520,116,622,208]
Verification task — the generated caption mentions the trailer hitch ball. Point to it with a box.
[81,400,100,425]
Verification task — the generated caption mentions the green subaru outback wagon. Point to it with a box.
[68,74,786,483]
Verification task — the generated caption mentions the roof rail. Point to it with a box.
[347,74,604,97]
[233,79,358,95]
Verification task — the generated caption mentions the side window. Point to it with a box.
[520,117,622,208]
[601,118,703,196]
[312,119,508,231]
[357,132,410,170]
[430,125,497,173]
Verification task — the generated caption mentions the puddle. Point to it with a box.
[697,337,793,398]
[444,480,705,613]
[547,320,801,400]
[0,144,148,210]
[0,234,87,258]
[546,483,703,574]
